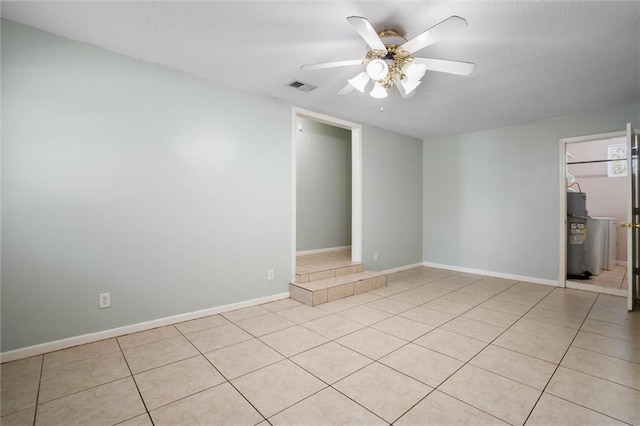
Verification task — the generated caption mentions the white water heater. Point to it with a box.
[587,217,618,275]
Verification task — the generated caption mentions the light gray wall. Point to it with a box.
[362,125,423,271]
[296,118,351,251]
[423,103,640,281]
[1,20,425,352]
[1,20,293,351]
[567,137,627,261]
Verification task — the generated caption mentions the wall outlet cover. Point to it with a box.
[99,292,111,309]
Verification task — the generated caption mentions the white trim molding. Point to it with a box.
[566,280,626,297]
[1,292,289,363]
[380,263,425,275]
[296,246,351,256]
[423,262,560,287]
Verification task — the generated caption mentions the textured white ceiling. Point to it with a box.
[2,1,639,139]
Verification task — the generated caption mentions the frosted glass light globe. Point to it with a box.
[366,59,389,81]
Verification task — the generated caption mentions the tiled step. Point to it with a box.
[290,270,387,306]
[295,262,364,284]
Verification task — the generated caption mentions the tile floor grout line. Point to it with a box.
[400,281,547,424]
[487,341,562,366]
[286,350,366,388]
[419,276,521,311]
[279,273,452,424]
[373,274,528,424]
[389,279,574,424]
[540,394,635,426]
[118,325,185,350]
[583,314,640,330]
[515,309,586,328]
[557,362,640,392]
[28,342,138,404]
[520,290,601,425]
[223,304,390,423]
[129,353,202,376]
[407,389,510,426]
[587,312,640,330]
[268,324,389,424]
[229,313,299,340]
[253,326,329,361]
[30,354,45,426]
[266,379,379,424]
[115,337,155,426]
[332,329,413,363]
[343,275,524,424]
[208,317,338,424]
[379,278,524,359]
[332,272,612,422]
[327,376,394,425]
[32,374,136,406]
[568,338,640,366]
[327,303,444,422]
[141,381,241,419]
[480,290,595,371]
[175,326,270,425]
[577,325,640,344]
[377,351,448,390]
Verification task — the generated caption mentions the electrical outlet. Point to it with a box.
[373,253,378,262]
[99,292,111,309]
[267,269,275,280]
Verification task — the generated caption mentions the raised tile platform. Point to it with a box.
[291,249,388,306]
[290,269,387,306]
[295,263,365,284]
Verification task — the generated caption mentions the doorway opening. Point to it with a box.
[291,108,362,282]
[560,131,628,296]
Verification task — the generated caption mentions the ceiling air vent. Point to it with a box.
[288,81,317,92]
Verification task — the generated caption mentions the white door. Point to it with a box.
[625,123,639,311]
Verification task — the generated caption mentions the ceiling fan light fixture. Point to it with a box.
[370,81,388,99]
[366,59,389,81]
[400,77,421,95]
[301,15,475,100]
[348,71,370,92]
[403,62,427,81]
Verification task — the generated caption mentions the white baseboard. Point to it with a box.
[296,246,351,256]
[616,260,627,266]
[422,262,560,287]
[566,281,626,297]
[1,292,289,363]
[380,262,425,275]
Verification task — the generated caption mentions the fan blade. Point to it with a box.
[413,58,475,76]
[338,84,355,95]
[301,59,362,71]
[347,16,387,52]
[401,16,467,54]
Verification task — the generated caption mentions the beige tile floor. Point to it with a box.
[2,267,639,425]
[296,249,353,274]
[586,265,628,290]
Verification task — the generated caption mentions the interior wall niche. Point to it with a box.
[295,117,352,252]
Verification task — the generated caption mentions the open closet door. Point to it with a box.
[626,123,639,311]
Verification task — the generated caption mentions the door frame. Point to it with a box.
[291,107,363,282]
[625,123,638,311]
[558,130,627,295]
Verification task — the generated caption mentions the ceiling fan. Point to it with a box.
[301,16,475,99]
